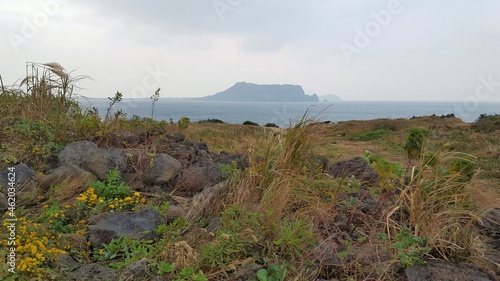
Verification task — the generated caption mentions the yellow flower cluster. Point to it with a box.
[76,187,102,208]
[2,215,66,277]
[107,192,146,211]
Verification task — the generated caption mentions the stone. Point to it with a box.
[185,181,228,221]
[405,260,494,281]
[41,164,97,191]
[166,204,189,223]
[111,130,140,146]
[327,157,380,185]
[174,164,222,196]
[143,153,182,185]
[53,254,81,272]
[120,258,161,281]
[58,141,127,180]
[88,207,164,248]
[0,163,36,190]
[66,263,118,281]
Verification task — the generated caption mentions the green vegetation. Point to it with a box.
[1,63,498,280]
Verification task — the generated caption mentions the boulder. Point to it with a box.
[66,263,118,281]
[0,163,36,190]
[88,207,164,248]
[174,164,222,196]
[41,164,97,191]
[327,157,379,185]
[58,141,126,180]
[405,260,494,281]
[143,153,182,185]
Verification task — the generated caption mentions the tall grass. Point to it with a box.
[387,150,483,261]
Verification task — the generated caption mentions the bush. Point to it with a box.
[471,114,500,133]
[243,121,259,126]
[178,117,190,129]
[198,119,225,124]
[404,127,430,159]
[264,123,279,128]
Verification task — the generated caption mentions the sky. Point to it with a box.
[1,0,500,101]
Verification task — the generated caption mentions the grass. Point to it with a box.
[1,64,498,280]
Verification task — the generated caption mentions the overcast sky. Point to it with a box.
[1,0,499,101]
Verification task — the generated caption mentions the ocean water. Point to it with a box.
[77,99,500,127]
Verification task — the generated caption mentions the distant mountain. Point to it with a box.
[198,82,319,102]
[319,94,342,102]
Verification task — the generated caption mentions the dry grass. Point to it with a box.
[387,150,484,261]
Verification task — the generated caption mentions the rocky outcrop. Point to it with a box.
[58,141,126,180]
[88,207,164,248]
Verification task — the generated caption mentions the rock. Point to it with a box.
[66,263,118,281]
[174,164,222,196]
[185,181,229,221]
[234,261,263,280]
[405,260,494,281]
[41,164,97,191]
[111,130,140,146]
[88,207,164,248]
[166,204,189,223]
[143,153,182,185]
[206,217,221,233]
[58,141,126,180]
[0,163,36,190]
[53,254,81,272]
[211,151,249,169]
[173,132,185,143]
[120,258,161,281]
[327,157,380,185]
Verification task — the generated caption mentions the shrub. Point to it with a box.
[264,123,279,128]
[178,117,191,129]
[404,127,430,159]
[243,120,259,126]
[197,119,225,124]
[471,114,500,133]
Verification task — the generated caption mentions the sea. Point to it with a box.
[77,99,500,128]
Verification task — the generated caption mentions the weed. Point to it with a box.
[252,263,287,281]
[391,227,431,268]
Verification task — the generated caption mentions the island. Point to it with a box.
[198,82,319,102]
